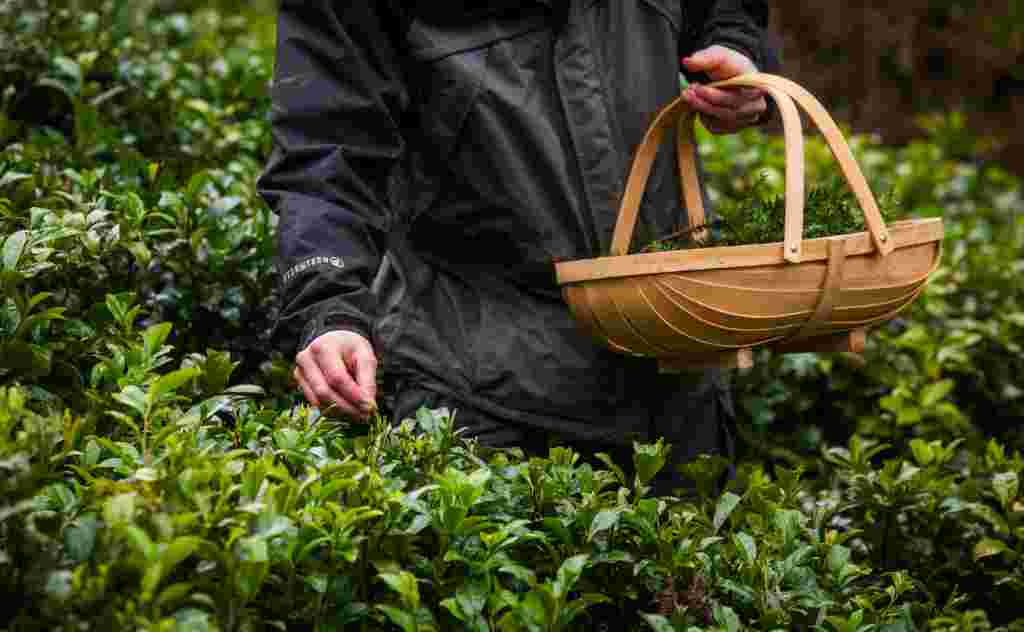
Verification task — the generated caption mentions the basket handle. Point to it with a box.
[608,73,894,261]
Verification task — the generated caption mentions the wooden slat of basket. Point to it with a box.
[555,219,942,285]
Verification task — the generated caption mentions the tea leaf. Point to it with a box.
[149,367,201,408]
[993,472,1019,510]
[2,230,28,271]
[734,531,757,564]
[714,492,742,533]
[588,509,622,542]
[64,514,99,562]
[973,537,1009,561]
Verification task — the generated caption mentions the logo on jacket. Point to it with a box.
[282,256,345,284]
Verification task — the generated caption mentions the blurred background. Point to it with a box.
[771,0,1024,174]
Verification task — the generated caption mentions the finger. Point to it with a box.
[298,361,363,419]
[693,85,765,111]
[685,88,766,129]
[349,346,378,408]
[681,45,757,80]
[681,48,728,74]
[683,89,742,126]
[296,350,352,411]
[312,343,371,414]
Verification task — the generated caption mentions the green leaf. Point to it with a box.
[640,613,676,632]
[588,509,622,542]
[235,561,268,600]
[45,571,73,601]
[498,564,536,586]
[114,385,147,417]
[103,493,138,526]
[376,605,416,632]
[713,604,741,632]
[107,410,141,436]
[134,467,159,481]
[64,514,99,562]
[173,607,214,632]
[2,230,27,271]
[148,367,200,407]
[127,242,152,267]
[142,562,165,598]
[440,597,468,623]
[45,483,77,513]
[773,509,803,552]
[967,502,1010,534]
[142,322,174,358]
[163,536,203,576]
[253,514,294,540]
[973,537,1009,561]
[553,554,588,599]
[908,438,935,466]
[633,440,669,486]
[237,537,268,563]
[993,472,1019,510]
[595,452,628,486]
[154,582,194,610]
[185,98,212,114]
[733,531,757,564]
[714,492,742,533]
[305,575,329,594]
[124,525,157,560]
[83,436,101,465]
[455,576,488,619]
[27,292,52,310]
[200,349,238,394]
[378,570,420,610]
[920,379,954,408]
[53,56,82,85]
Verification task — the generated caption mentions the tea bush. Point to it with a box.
[2,1,1023,630]
[700,115,1024,455]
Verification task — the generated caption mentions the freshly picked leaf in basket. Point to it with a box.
[642,176,902,253]
[554,73,944,371]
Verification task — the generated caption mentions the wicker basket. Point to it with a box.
[555,73,944,370]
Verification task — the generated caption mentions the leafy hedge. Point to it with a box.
[2,2,1023,631]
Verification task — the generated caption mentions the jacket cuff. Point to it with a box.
[299,315,373,355]
[271,292,375,356]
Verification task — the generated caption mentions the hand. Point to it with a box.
[293,330,378,419]
[681,45,768,134]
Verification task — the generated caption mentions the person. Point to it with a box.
[258,1,780,495]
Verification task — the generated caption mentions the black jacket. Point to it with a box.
[258,0,779,442]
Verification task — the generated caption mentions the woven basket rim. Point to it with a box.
[555,216,943,286]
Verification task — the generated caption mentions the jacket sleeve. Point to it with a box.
[257,1,409,355]
[684,0,781,76]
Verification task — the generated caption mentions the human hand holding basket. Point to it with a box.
[554,73,944,370]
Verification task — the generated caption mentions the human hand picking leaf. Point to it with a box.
[293,330,378,420]
[681,44,769,134]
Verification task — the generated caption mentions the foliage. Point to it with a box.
[0,0,281,409]
[2,348,1024,630]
